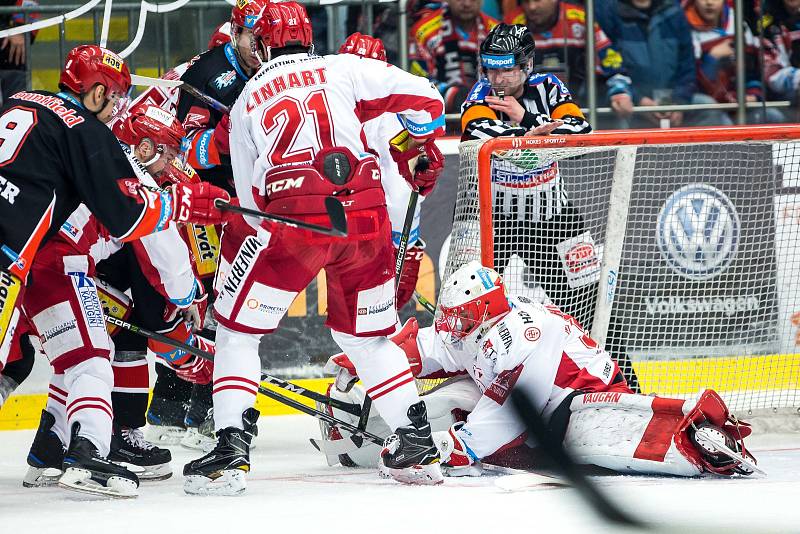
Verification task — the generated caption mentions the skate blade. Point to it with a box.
[144,424,186,446]
[378,462,444,486]
[22,466,63,488]
[112,460,173,481]
[181,428,217,453]
[184,469,247,496]
[58,467,138,498]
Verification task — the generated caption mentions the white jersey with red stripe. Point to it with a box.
[229,52,445,232]
[415,296,629,460]
[53,145,197,306]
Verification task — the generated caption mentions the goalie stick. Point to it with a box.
[103,316,363,418]
[216,197,348,238]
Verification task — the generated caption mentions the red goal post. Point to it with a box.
[444,125,800,419]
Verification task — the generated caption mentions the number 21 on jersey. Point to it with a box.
[261,89,333,166]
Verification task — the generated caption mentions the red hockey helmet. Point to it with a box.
[254,1,313,51]
[435,261,510,342]
[114,105,186,149]
[339,32,387,62]
[59,45,131,97]
[231,0,269,30]
[208,21,233,49]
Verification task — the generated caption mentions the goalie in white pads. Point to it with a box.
[324,261,757,477]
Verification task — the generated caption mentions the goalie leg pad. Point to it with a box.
[563,390,755,477]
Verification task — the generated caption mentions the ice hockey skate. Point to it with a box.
[109,424,173,481]
[22,410,65,488]
[183,408,259,496]
[379,401,444,485]
[690,421,763,476]
[59,423,139,498]
[181,383,217,452]
[145,395,188,446]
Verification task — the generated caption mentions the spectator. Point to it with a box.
[0,0,38,105]
[410,0,499,112]
[595,0,730,128]
[684,0,783,124]
[762,0,800,113]
[504,0,633,115]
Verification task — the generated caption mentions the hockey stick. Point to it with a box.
[510,389,645,528]
[215,196,348,238]
[103,315,362,417]
[130,74,230,114]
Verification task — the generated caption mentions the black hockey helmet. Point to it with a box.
[479,23,535,75]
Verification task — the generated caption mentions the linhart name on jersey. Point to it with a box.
[12,92,85,128]
[246,68,328,112]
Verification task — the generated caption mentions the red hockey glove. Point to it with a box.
[395,239,425,309]
[389,135,445,196]
[174,336,215,385]
[213,114,231,156]
[170,181,230,225]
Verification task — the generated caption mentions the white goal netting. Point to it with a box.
[442,131,800,417]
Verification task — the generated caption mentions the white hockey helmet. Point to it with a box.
[436,260,510,342]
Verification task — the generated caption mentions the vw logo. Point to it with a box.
[656,184,740,280]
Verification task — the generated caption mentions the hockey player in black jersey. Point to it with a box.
[460,24,638,391]
[0,44,231,376]
[178,0,268,194]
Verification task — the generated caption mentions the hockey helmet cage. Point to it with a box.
[339,32,387,62]
[479,23,535,74]
[231,0,269,30]
[59,45,132,97]
[254,1,313,51]
[208,21,233,49]
[436,260,510,342]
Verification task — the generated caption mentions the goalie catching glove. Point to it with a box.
[324,318,423,392]
[389,131,444,196]
[432,421,482,476]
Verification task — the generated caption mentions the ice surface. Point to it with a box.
[1,415,799,533]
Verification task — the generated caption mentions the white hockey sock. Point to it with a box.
[331,331,420,430]
[212,325,261,431]
[63,357,114,456]
[45,373,69,446]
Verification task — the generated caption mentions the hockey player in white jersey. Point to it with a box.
[183,1,447,495]
[337,33,426,310]
[324,261,758,478]
[20,106,209,498]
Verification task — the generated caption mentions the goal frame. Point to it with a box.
[474,124,800,346]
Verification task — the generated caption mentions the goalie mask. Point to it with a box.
[479,24,535,95]
[436,261,510,342]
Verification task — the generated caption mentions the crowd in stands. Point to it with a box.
[3,0,799,129]
[399,0,799,128]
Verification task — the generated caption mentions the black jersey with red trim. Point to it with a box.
[176,43,250,194]
[0,91,172,279]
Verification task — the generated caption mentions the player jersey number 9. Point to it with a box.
[0,107,37,167]
[261,89,334,166]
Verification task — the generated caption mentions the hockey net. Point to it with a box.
[439,125,800,420]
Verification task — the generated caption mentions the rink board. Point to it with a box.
[2,353,798,430]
